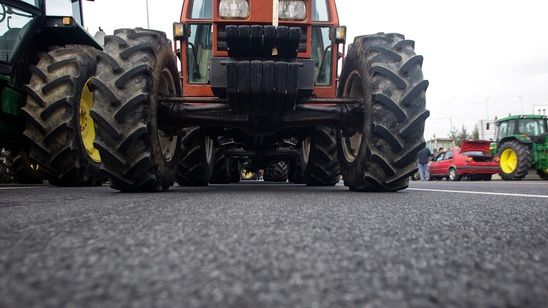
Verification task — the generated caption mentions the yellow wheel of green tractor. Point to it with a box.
[22,46,103,186]
[241,169,254,180]
[538,168,548,180]
[499,148,517,174]
[80,80,101,163]
[497,140,532,180]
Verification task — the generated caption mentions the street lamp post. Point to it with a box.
[485,97,490,119]
[439,117,454,148]
[146,0,150,29]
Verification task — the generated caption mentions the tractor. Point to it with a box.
[0,0,104,185]
[89,0,429,192]
[490,114,548,180]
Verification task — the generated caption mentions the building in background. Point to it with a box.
[479,119,496,141]
[426,137,455,154]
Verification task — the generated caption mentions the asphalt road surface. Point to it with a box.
[1,179,547,307]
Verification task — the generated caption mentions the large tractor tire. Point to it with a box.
[288,158,304,183]
[176,127,214,186]
[537,169,548,180]
[263,162,288,182]
[21,45,103,186]
[229,159,241,183]
[2,151,43,184]
[90,28,181,192]
[337,33,429,192]
[498,140,532,180]
[210,152,240,184]
[210,148,230,184]
[0,159,11,184]
[301,127,340,186]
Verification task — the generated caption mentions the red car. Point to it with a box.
[428,141,500,181]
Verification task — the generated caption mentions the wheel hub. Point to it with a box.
[157,68,179,162]
[340,71,363,163]
[500,148,518,174]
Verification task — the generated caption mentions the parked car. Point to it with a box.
[428,141,500,181]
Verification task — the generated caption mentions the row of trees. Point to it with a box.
[448,125,481,146]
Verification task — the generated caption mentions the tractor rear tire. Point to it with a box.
[22,45,103,186]
[263,162,288,182]
[537,169,548,180]
[337,33,429,191]
[176,127,214,186]
[2,151,43,184]
[210,148,230,184]
[288,158,304,183]
[229,159,241,183]
[0,159,11,184]
[301,126,340,186]
[90,28,181,192]
[498,140,531,180]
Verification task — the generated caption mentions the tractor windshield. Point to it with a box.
[0,3,36,62]
[0,0,80,63]
[497,118,546,141]
[184,0,335,86]
[311,0,333,85]
[518,118,545,136]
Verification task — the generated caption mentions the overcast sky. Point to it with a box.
[80,0,548,141]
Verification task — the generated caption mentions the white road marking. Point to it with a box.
[0,186,42,190]
[408,188,548,198]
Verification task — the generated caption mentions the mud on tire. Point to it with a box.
[337,33,429,192]
[22,45,103,186]
[90,28,181,192]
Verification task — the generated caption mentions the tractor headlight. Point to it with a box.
[333,26,346,44]
[219,0,249,19]
[279,0,307,21]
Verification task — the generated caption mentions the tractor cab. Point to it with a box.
[173,0,346,101]
[0,0,99,71]
[495,115,548,144]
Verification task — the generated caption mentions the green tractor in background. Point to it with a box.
[0,0,104,185]
[490,114,548,180]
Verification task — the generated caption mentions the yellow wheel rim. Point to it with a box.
[242,169,253,180]
[500,148,517,174]
[80,80,101,163]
